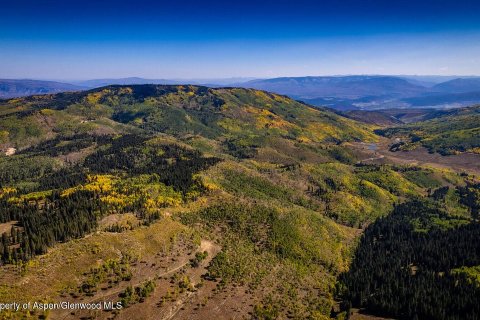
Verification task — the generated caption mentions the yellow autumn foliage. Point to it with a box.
[83,174,115,193]
[253,90,272,101]
[19,190,53,201]
[297,136,312,143]
[243,105,294,130]
[0,187,16,199]
[40,109,55,116]
[118,87,133,95]
[85,89,111,104]
[61,186,80,197]
[306,123,341,141]
[61,175,115,197]
[198,175,220,191]
[217,118,244,133]
[59,173,184,212]
[100,191,132,207]
[0,130,9,143]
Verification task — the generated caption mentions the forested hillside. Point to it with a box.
[0,85,476,319]
[376,105,480,155]
[338,183,480,320]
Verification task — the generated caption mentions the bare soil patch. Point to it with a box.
[0,221,18,234]
[350,308,396,320]
[99,213,141,231]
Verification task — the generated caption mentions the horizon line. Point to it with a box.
[2,74,480,82]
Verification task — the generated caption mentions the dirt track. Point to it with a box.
[53,239,221,320]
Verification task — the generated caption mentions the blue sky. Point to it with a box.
[1,0,480,79]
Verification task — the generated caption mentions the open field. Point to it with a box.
[350,139,480,175]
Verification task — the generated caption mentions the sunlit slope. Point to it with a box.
[377,105,480,155]
[0,85,376,150]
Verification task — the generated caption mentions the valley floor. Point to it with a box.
[350,138,480,175]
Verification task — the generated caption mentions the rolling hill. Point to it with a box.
[432,78,480,93]
[0,85,376,150]
[343,110,404,126]
[344,108,454,125]
[376,105,480,155]
[402,91,480,108]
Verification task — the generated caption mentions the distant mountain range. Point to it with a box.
[70,77,256,88]
[71,77,176,88]
[0,78,255,99]
[431,78,480,93]
[239,76,425,99]
[0,79,85,99]
[237,76,480,110]
[2,76,480,111]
